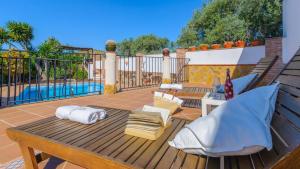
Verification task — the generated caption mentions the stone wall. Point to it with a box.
[187,65,255,86]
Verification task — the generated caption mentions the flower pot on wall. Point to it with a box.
[224,41,234,48]
[105,40,117,52]
[251,40,262,46]
[235,40,246,48]
[189,46,197,51]
[199,44,209,51]
[211,44,221,49]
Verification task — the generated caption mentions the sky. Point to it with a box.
[0,0,202,50]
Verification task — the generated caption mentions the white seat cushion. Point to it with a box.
[169,83,280,157]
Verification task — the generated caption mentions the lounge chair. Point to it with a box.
[7,52,300,169]
[172,56,279,108]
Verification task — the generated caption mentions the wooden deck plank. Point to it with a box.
[69,115,128,146]
[133,119,184,168]
[170,150,187,169]
[83,124,126,149]
[154,146,179,169]
[181,154,199,169]
[115,137,148,162]
[145,121,187,169]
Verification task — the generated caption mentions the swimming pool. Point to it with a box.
[16,82,104,104]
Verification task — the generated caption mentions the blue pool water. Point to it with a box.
[16,83,104,104]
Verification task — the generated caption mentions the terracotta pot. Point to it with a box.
[199,45,209,51]
[251,40,262,46]
[211,44,221,49]
[189,46,197,51]
[235,40,246,48]
[224,41,234,48]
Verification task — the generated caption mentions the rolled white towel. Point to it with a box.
[55,105,80,119]
[79,107,107,120]
[69,107,99,124]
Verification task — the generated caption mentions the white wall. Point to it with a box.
[145,53,177,58]
[282,0,300,63]
[186,46,265,65]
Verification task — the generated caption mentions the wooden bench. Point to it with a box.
[6,51,300,169]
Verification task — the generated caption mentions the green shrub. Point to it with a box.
[206,15,247,44]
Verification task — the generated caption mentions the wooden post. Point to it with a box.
[104,40,117,95]
[136,53,144,87]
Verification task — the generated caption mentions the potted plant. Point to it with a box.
[251,35,264,46]
[224,41,234,48]
[211,44,221,49]
[199,44,209,50]
[105,40,117,52]
[251,39,264,46]
[189,46,197,51]
[235,40,246,48]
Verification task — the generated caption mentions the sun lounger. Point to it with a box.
[170,56,279,108]
[6,51,300,169]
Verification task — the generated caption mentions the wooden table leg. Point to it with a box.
[19,143,38,169]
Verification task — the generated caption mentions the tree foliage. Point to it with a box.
[238,0,282,38]
[6,21,34,51]
[206,15,248,43]
[117,34,169,55]
[177,0,282,47]
[0,21,34,51]
[37,37,63,58]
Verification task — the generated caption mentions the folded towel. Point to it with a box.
[163,94,174,101]
[55,105,80,119]
[173,97,184,106]
[142,105,170,126]
[69,107,99,124]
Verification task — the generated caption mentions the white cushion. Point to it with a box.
[171,84,183,90]
[160,83,183,90]
[217,73,258,95]
[160,84,172,89]
[169,83,280,157]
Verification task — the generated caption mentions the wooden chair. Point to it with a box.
[180,56,279,108]
[159,56,278,98]
[7,51,300,169]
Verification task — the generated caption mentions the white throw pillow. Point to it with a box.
[169,83,280,157]
[217,73,258,95]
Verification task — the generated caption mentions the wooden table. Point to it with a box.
[201,92,226,116]
[6,107,207,169]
